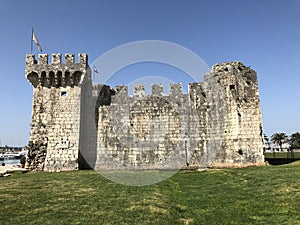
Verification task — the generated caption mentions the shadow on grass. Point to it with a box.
[265,158,300,165]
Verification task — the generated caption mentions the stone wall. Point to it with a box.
[93,62,264,169]
[25,53,264,171]
[95,84,196,169]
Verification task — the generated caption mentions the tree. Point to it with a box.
[263,133,269,152]
[263,133,269,142]
[288,132,300,159]
[289,132,300,149]
[271,133,288,151]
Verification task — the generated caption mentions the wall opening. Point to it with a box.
[61,91,67,97]
[57,71,63,86]
[49,71,55,86]
[65,71,71,86]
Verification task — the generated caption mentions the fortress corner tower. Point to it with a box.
[25,53,91,171]
[204,62,264,166]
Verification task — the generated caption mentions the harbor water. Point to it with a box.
[1,158,20,166]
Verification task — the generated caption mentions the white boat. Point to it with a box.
[2,151,27,159]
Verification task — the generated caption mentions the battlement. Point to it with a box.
[26,53,88,66]
[26,53,88,88]
[108,83,206,98]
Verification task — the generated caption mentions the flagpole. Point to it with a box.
[31,28,33,53]
[93,66,99,83]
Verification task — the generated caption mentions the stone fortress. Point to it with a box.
[25,53,264,171]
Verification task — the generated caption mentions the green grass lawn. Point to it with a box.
[1,162,300,225]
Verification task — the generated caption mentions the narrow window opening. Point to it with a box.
[61,91,67,97]
[229,85,235,90]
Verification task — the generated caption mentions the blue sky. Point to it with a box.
[0,0,299,146]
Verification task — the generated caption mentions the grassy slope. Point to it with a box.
[1,162,300,225]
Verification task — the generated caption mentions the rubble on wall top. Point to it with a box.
[211,61,250,73]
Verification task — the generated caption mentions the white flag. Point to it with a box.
[32,30,42,52]
[93,65,99,74]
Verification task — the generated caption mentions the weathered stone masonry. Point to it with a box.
[25,53,89,171]
[25,53,264,171]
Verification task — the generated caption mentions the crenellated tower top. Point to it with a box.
[25,53,88,87]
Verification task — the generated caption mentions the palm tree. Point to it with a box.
[263,133,269,153]
[271,132,288,151]
[289,132,300,149]
[289,132,300,159]
[263,133,269,142]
